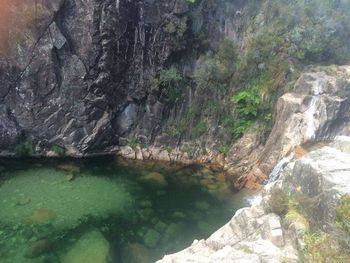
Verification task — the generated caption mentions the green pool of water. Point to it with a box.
[0,156,252,263]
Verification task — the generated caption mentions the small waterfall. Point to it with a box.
[304,96,318,140]
[247,194,263,206]
[267,155,293,183]
[304,78,324,140]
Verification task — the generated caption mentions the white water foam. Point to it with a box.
[304,78,324,140]
[304,96,319,140]
[247,193,263,206]
[268,155,293,183]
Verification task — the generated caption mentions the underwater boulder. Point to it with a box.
[121,243,152,263]
[140,172,168,187]
[61,229,111,263]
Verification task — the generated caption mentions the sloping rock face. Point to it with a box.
[157,205,296,263]
[282,136,350,230]
[157,137,350,262]
[260,67,350,173]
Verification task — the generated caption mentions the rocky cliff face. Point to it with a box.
[0,0,192,155]
[0,0,250,156]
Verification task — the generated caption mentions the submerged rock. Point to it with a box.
[140,172,168,187]
[26,208,57,225]
[56,164,81,175]
[162,223,187,244]
[121,243,152,263]
[24,239,51,258]
[143,229,161,248]
[15,196,31,206]
[194,201,210,211]
[61,229,110,263]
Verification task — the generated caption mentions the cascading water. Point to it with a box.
[267,155,293,183]
[305,96,318,140]
[304,78,325,141]
[248,155,293,206]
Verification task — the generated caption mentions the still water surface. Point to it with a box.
[0,156,252,263]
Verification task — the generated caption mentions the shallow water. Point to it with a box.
[0,156,252,263]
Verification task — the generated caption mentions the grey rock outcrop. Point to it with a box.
[0,0,191,156]
[157,200,297,263]
[281,136,350,230]
[260,67,350,173]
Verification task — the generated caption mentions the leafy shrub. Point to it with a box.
[51,145,65,157]
[231,119,253,140]
[231,86,260,119]
[15,140,33,157]
[230,83,261,140]
[264,0,350,64]
[151,66,185,106]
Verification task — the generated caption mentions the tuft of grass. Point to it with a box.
[302,231,350,263]
[335,195,350,250]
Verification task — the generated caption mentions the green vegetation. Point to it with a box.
[300,195,350,262]
[186,0,350,142]
[266,190,350,262]
[15,139,33,157]
[230,83,261,139]
[128,138,140,151]
[302,232,350,263]
[192,32,291,141]
[216,144,229,156]
[151,66,185,106]
[51,145,66,157]
[191,120,207,139]
[162,0,350,145]
[265,0,350,64]
[194,39,237,93]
